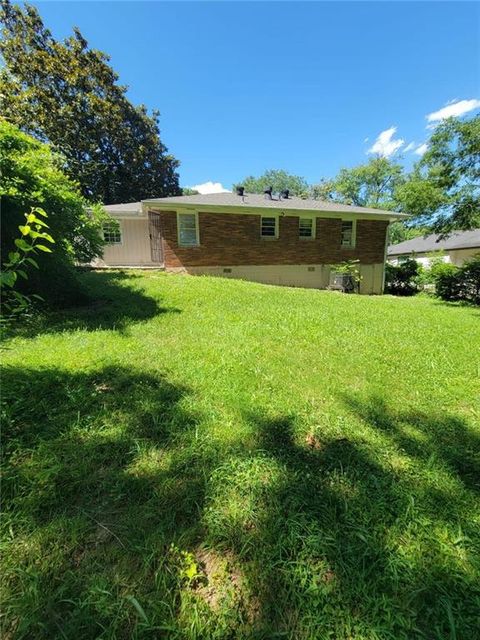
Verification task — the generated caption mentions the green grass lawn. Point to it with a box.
[2,271,479,640]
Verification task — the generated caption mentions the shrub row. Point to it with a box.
[385,255,480,305]
[434,257,480,305]
[385,259,422,296]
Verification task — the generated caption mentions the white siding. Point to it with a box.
[449,248,480,266]
[98,219,155,266]
[389,248,479,268]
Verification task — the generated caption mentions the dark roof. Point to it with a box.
[388,229,480,256]
[143,192,406,218]
[103,202,142,214]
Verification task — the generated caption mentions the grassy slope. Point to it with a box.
[1,271,479,640]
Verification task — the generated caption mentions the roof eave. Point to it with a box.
[142,199,408,221]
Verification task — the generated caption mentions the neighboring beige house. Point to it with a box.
[388,229,480,267]
[96,191,408,294]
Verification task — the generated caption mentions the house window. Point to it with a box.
[103,221,122,244]
[341,220,356,248]
[299,218,314,238]
[178,212,199,246]
[261,216,277,238]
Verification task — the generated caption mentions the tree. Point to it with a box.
[311,157,426,245]
[0,1,181,204]
[396,114,480,234]
[235,169,309,196]
[0,120,105,305]
[388,222,430,245]
[311,157,405,209]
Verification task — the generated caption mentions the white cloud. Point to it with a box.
[404,142,416,153]
[367,126,404,157]
[426,99,480,125]
[189,181,230,194]
[364,137,369,143]
[414,143,428,156]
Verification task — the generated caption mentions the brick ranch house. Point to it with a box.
[97,190,408,294]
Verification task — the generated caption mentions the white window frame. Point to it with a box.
[260,215,279,240]
[177,211,200,247]
[103,220,122,245]
[299,217,315,240]
[341,219,357,249]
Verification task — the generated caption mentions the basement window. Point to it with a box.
[261,216,278,238]
[299,218,314,238]
[341,220,356,248]
[178,212,199,246]
[103,221,122,244]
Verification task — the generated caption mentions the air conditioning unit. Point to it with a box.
[329,272,357,293]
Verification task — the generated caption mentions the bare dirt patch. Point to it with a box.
[305,433,324,450]
[193,548,261,624]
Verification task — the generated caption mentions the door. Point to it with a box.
[148,212,163,264]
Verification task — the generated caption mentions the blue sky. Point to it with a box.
[36,1,479,192]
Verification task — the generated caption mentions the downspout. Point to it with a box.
[382,222,391,294]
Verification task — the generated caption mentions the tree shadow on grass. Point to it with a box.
[342,394,480,494]
[3,367,479,639]
[4,271,180,339]
[1,364,217,639]
[202,406,479,638]
[430,297,480,315]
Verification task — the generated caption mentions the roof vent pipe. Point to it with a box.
[236,186,245,196]
[264,186,273,200]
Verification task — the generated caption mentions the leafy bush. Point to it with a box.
[0,121,105,306]
[434,256,480,305]
[434,267,462,301]
[416,257,456,289]
[385,259,422,296]
[461,257,480,305]
[415,253,446,285]
[429,257,456,281]
[1,207,54,317]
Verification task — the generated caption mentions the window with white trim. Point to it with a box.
[341,220,356,248]
[178,212,199,246]
[299,218,314,238]
[261,216,277,238]
[103,221,122,244]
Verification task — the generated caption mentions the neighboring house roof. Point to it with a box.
[103,202,142,215]
[388,229,480,256]
[142,192,406,219]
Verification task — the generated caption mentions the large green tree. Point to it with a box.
[0,1,181,204]
[235,169,309,196]
[311,157,405,209]
[387,221,430,245]
[396,114,480,234]
[0,120,105,305]
[310,157,427,244]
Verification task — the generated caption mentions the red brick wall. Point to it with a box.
[155,210,388,268]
